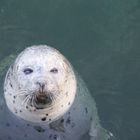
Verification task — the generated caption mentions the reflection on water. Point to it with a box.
[0,0,140,139]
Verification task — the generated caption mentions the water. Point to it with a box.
[0,0,140,139]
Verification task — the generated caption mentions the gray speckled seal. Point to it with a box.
[0,45,113,140]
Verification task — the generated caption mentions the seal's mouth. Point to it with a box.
[34,92,52,109]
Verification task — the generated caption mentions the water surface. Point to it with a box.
[0,0,140,139]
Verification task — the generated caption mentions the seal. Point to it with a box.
[4,45,76,124]
[2,45,113,140]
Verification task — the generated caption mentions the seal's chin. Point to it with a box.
[34,92,52,109]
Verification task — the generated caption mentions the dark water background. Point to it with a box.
[0,0,140,139]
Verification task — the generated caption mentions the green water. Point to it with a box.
[0,0,140,139]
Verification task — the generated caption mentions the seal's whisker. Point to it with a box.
[49,92,58,101]
[33,94,38,106]
[31,95,35,107]
[18,90,29,93]
[25,96,32,104]
[50,94,55,101]
[18,89,28,92]
[14,93,25,96]
[53,92,59,99]
[26,95,32,105]
[18,90,30,94]
[14,91,28,95]
[33,95,37,107]
[25,97,31,106]
[21,96,29,106]
[15,93,26,96]
[21,95,31,106]
[14,90,32,98]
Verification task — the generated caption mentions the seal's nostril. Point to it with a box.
[36,82,46,91]
[36,82,45,86]
[41,84,45,91]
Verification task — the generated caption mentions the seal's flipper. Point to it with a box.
[89,116,112,140]
[89,125,115,140]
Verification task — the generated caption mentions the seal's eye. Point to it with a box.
[50,68,58,73]
[23,68,33,75]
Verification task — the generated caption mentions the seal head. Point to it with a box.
[4,45,76,123]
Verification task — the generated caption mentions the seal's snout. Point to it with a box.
[35,81,47,92]
[36,82,45,92]
[34,93,52,109]
[34,81,52,109]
